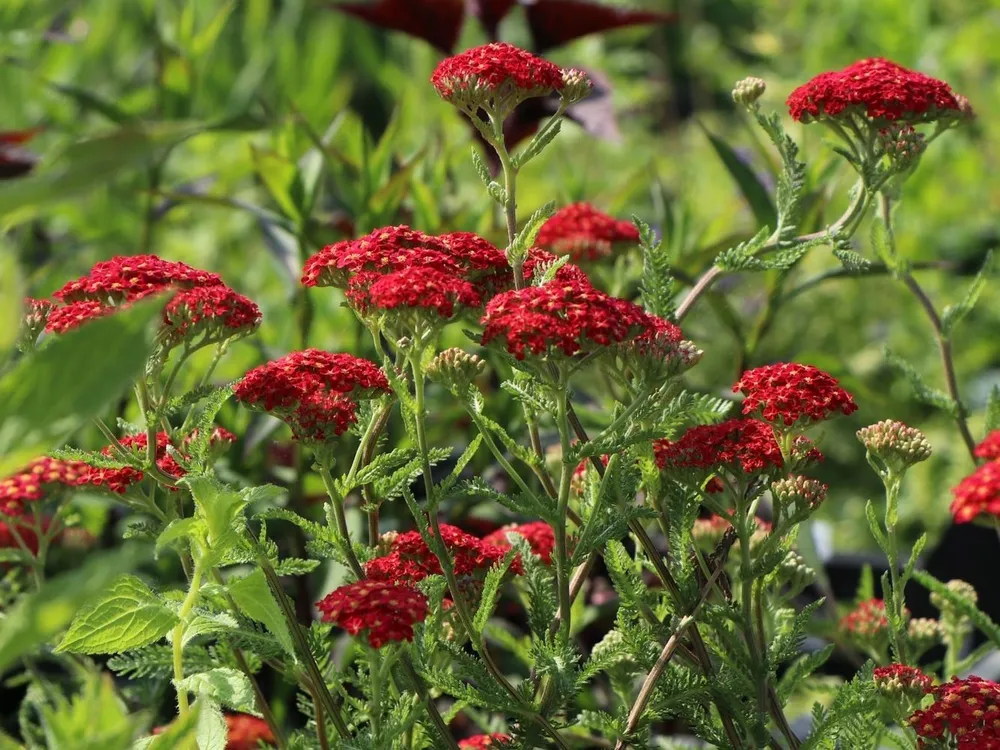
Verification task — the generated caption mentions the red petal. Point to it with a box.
[525,0,676,52]
[330,0,466,54]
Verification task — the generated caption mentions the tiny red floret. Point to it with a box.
[536,203,640,261]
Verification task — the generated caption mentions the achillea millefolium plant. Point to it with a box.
[2,40,1000,750]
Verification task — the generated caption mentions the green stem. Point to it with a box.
[554,380,573,640]
[173,556,205,717]
[308,679,331,750]
[368,648,382,739]
[317,463,365,580]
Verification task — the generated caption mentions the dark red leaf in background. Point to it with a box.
[467,0,518,38]
[0,128,42,180]
[525,0,676,52]
[331,0,466,53]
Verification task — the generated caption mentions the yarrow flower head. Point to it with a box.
[734,362,857,427]
[431,43,566,117]
[482,521,556,565]
[787,58,963,124]
[857,419,932,475]
[536,203,640,262]
[950,461,1000,524]
[654,418,794,480]
[481,277,652,361]
[0,457,91,514]
[365,523,522,586]
[873,664,933,700]
[839,598,902,640]
[346,266,481,320]
[908,675,1000,747]
[18,298,51,350]
[234,350,389,444]
[316,580,428,648]
[53,255,222,304]
[85,432,187,495]
[161,285,261,348]
[426,348,487,398]
[975,430,1000,461]
[459,735,510,749]
[732,76,766,106]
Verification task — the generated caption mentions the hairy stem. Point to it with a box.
[317,463,365,580]
[172,556,205,717]
[554,381,574,640]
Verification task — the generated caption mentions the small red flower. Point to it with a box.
[950,461,1000,524]
[431,42,565,100]
[839,598,898,638]
[459,734,510,749]
[86,432,186,494]
[787,58,962,124]
[874,664,933,695]
[316,580,429,648]
[733,363,857,427]
[366,523,522,583]
[536,203,640,261]
[483,521,556,564]
[346,265,482,318]
[45,299,115,333]
[653,418,789,475]
[162,285,261,345]
[481,277,651,360]
[53,255,222,304]
[0,458,92,515]
[974,430,1000,461]
[908,675,1000,746]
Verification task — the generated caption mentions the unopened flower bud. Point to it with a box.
[426,348,486,397]
[771,475,827,519]
[18,298,52,352]
[873,664,933,700]
[774,550,815,595]
[907,617,942,650]
[376,531,399,557]
[732,77,766,106]
[878,124,926,167]
[954,94,975,121]
[930,579,977,626]
[560,68,593,105]
[857,420,932,474]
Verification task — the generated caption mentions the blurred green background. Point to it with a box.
[1,0,997,554]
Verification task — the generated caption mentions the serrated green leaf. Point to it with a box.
[137,702,199,749]
[864,500,888,554]
[57,574,178,655]
[884,346,959,416]
[509,201,555,260]
[515,119,562,169]
[0,298,161,477]
[182,475,249,566]
[227,569,295,658]
[156,518,201,558]
[832,247,872,273]
[193,697,227,750]
[942,250,993,337]
[700,123,776,229]
[473,549,518,634]
[175,668,255,713]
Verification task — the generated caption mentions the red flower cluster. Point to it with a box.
[316,580,429,648]
[43,255,259,346]
[908,676,1000,748]
[481,277,652,360]
[346,267,481,318]
[483,521,556,564]
[653,418,788,475]
[787,58,962,123]
[162,285,261,344]
[431,42,564,99]
[536,203,640,261]
[839,598,897,638]
[459,735,510,749]
[734,363,857,427]
[366,523,522,583]
[153,713,275,749]
[874,664,933,695]
[950,460,1000,524]
[88,432,186,493]
[0,457,91,514]
[975,430,1000,461]
[234,350,389,443]
[303,226,513,321]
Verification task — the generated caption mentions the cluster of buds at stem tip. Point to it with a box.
[878,124,926,170]
[770,549,815,598]
[426,348,487,399]
[770,474,827,522]
[559,68,594,107]
[857,420,932,477]
[930,579,977,636]
[873,664,934,703]
[732,76,766,107]
[907,617,942,656]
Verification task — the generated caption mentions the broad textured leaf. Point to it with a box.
[526,0,676,52]
[135,706,199,749]
[0,298,160,477]
[194,697,227,750]
[228,569,296,658]
[0,544,144,672]
[701,123,777,229]
[57,575,178,655]
[330,0,465,53]
[175,668,255,713]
